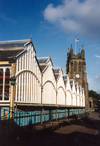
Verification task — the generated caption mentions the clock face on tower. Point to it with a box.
[76,74,80,78]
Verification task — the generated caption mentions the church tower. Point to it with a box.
[66,45,89,109]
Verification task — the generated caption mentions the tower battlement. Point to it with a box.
[67,44,85,60]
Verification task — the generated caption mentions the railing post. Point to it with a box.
[49,110,51,121]
[41,108,43,126]
[41,73,43,104]
[19,110,20,127]
[65,109,67,119]
[68,109,69,122]
[72,108,73,116]
[33,111,36,132]
[56,109,57,121]
[78,108,80,114]
[9,63,16,132]
[35,110,36,124]
[58,110,59,124]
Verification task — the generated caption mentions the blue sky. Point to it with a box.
[0,0,100,93]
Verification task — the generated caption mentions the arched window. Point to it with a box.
[79,62,81,72]
[5,68,10,100]
[71,62,73,73]
[74,61,77,72]
[0,69,3,100]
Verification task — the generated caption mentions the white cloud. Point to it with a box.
[94,55,100,58]
[43,0,100,39]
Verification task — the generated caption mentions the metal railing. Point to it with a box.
[0,107,85,134]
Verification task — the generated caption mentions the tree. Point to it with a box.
[89,90,100,108]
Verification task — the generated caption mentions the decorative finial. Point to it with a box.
[71,44,72,48]
[30,35,32,42]
[70,44,73,50]
[82,45,84,50]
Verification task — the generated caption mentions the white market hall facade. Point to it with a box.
[0,38,85,122]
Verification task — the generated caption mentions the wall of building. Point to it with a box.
[15,44,41,103]
[66,45,89,109]
[0,41,86,131]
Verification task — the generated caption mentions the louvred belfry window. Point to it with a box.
[71,62,73,73]
[74,62,77,72]
[79,62,81,72]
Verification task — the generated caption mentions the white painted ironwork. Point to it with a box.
[0,40,85,107]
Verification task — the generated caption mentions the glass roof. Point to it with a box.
[0,40,29,48]
[53,69,60,73]
[0,42,25,48]
[70,80,73,83]
[63,76,67,79]
[38,59,48,63]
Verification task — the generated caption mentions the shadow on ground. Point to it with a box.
[0,112,100,146]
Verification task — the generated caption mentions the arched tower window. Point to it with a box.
[71,62,73,73]
[74,61,77,72]
[82,62,86,72]
[79,62,81,72]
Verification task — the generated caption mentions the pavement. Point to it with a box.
[0,112,100,146]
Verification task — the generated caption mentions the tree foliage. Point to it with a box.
[89,90,100,107]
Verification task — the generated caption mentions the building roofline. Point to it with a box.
[37,57,50,59]
[0,39,30,44]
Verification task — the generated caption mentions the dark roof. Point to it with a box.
[55,75,59,80]
[39,65,46,72]
[0,39,30,61]
[0,49,25,61]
